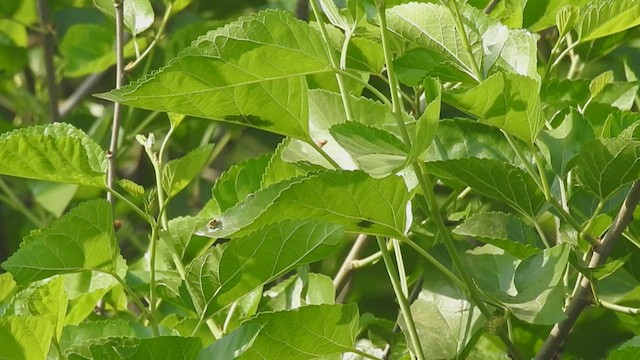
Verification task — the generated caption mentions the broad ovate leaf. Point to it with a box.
[198,304,359,360]
[537,108,595,177]
[211,154,270,212]
[445,71,543,144]
[399,277,486,359]
[454,212,543,259]
[427,158,545,217]
[0,123,106,187]
[186,220,343,318]
[465,244,569,324]
[99,9,333,141]
[386,2,484,82]
[0,315,53,360]
[577,0,640,43]
[1,199,124,284]
[64,336,201,360]
[198,170,411,239]
[576,139,640,200]
[330,122,408,178]
[162,144,214,198]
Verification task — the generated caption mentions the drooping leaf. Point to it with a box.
[28,181,78,218]
[98,10,334,141]
[19,277,68,341]
[198,170,411,239]
[162,144,213,198]
[59,319,153,354]
[576,139,640,200]
[198,304,359,360]
[211,154,270,212]
[537,108,595,177]
[424,118,532,168]
[0,315,53,360]
[187,220,344,318]
[330,122,408,178]
[94,0,155,35]
[465,244,569,324]
[454,212,543,259]
[399,277,486,359]
[427,158,545,217]
[0,123,106,187]
[1,199,124,284]
[577,0,640,43]
[444,72,543,144]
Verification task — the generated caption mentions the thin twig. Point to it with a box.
[484,0,501,14]
[59,73,106,117]
[333,234,369,292]
[535,181,640,360]
[106,0,126,203]
[36,0,60,123]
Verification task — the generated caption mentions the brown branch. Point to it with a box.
[535,181,640,360]
[333,234,369,293]
[36,0,60,123]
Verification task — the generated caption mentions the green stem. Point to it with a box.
[335,69,393,108]
[147,221,160,336]
[401,235,466,290]
[392,239,409,297]
[309,140,342,169]
[377,236,425,360]
[375,3,411,145]
[580,201,605,240]
[599,300,640,315]
[125,2,173,71]
[441,0,483,81]
[0,177,45,227]
[107,188,152,223]
[110,272,156,332]
[309,0,355,122]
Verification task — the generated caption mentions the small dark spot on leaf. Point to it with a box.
[357,220,373,228]
[207,219,223,231]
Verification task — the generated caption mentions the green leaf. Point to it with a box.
[21,277,68,341]
[1,199,124,284]
[0,315,53,360]
[212,154,270,212]
[118,179,145,199]
[330,122,408,178]
[465,244,569,324]
[537,108,595,177]
[162,144,213,198]
[59,319,153,354]
[409,78,441,163]
[386,2,483,82]
[523,0,590,32]
[98,10,333,141]
[589,70,614,98]
[556,4,580,37]
[160,216,207,261]
[577,0,640,43]
[576,139,640,200]
[187,220,343,318]
[261,139,310,189]
[428,158,545,217]
[445,71,543,144]
[424,118,532,167]
[261,273,335,312]
[198,304,359,360]
[198,170,411,239]
[66,336,201,360]
[0,123,106,187]
[399,277,486,359]
[60,23,141,78]
[28,181,78,218]
[608,335,640,359]
[454,212,543,259]
[94,0,155,35]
